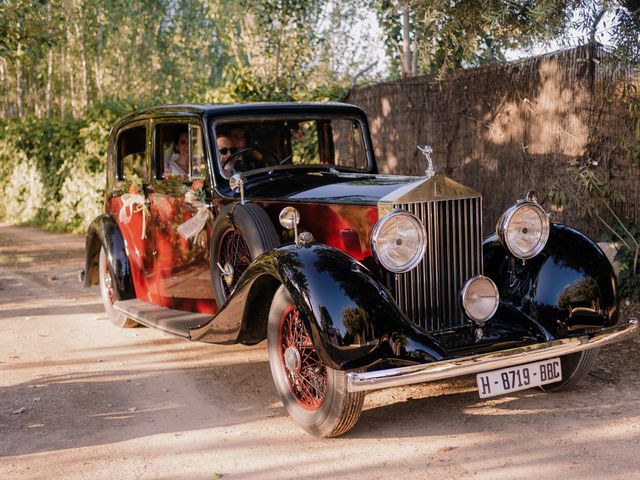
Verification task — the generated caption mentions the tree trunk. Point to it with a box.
[411,39,418,76]
[46,49,53,117]
[81,44,89,111]
[75,23,89,111]
[0,58,8,117]
[93,60,102,100]
[402,2,411,77]
[60,44,66,119]
[67,26,78,118]
[32,70,40,117]
[16,43,23,117]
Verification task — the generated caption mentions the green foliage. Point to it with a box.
[0,154,46,224]
[369,0,403,75]
[569,0,640,64]
[199,0,353,103]
[207,64,349,103]
[0,101,140,232]
[603,218,640,300]
[3,117,84,202]
[371,0,571,76]
[619,81,640,163]
[545,50,639,299]
[565,164,640,300]
[370,0,639,77]
[0,0,359,233]
[0,0,365,118]
[0,0,53,56]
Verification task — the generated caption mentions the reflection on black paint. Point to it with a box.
[535,257,586,308]
[341,306,373,345]
[484,223,618,338]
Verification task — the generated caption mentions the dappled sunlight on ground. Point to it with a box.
[2,222,640,479]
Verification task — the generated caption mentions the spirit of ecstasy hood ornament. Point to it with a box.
[417,145,435,179]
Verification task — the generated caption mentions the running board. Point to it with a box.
[113,299,213,339]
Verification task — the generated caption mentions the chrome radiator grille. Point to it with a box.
[393,197,483,332]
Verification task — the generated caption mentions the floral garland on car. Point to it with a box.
[118,176,148,239]
[177,179,213,241]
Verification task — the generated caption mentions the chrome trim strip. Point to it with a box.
[347,319,638,393]
[427,201,435,329]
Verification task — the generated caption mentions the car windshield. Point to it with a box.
[213,116,369,178]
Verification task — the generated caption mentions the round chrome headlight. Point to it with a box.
[370,210,426,273]
[461,275,499,323]
[497,201,550,259]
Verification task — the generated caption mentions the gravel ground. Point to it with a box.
[1,222,639,480]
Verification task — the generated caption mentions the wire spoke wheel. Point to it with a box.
[98,247,137,328]
[279,304,327,411]
[210,203,279,307]
[217,228,251,297]
[101,255,115,305]
[268,286,364,437]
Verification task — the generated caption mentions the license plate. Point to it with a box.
[476,358,562,399]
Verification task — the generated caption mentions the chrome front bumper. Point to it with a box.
[347,319,638,393]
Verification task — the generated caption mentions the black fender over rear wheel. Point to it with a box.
[539,348,600,392]
[99,247,137,328]
[210,203,279,306]
[267,286,365,437]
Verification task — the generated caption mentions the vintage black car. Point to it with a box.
[82,102,637,437]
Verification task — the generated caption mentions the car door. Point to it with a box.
[111,121,161,304]
[146,118,216,312]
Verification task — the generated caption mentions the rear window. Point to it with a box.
[117,125,147,181]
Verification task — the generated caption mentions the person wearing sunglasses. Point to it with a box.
[218,134,240,176]
[217,125,267,177]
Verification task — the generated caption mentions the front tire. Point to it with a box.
[210,203,279,306]
[99,247,137,328]
[267,286,365,437]
[539,348,600,392]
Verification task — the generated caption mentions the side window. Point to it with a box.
[190,125,206,178]
[117,125,147,180]
[156,123,206,179]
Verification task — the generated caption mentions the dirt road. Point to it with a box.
[1,222,640,480]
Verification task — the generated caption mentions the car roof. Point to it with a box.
[112,102,368,131]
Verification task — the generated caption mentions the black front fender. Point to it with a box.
[84,214,135,301]
[191,244,447,370]
[484,223,619,338]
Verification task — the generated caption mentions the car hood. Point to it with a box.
[243,171,421,206]
[241,169,482,208]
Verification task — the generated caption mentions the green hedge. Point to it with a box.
[0,100,143,233]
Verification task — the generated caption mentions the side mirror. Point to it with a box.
[279,207,302,247]
[229,174,245,204]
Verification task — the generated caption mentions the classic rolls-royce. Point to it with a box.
[82,102,637,437]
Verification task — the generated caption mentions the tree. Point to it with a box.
[205,0,372,102]
[0,0,381,117]
[371,0,638,77]
[569,0,640,60]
